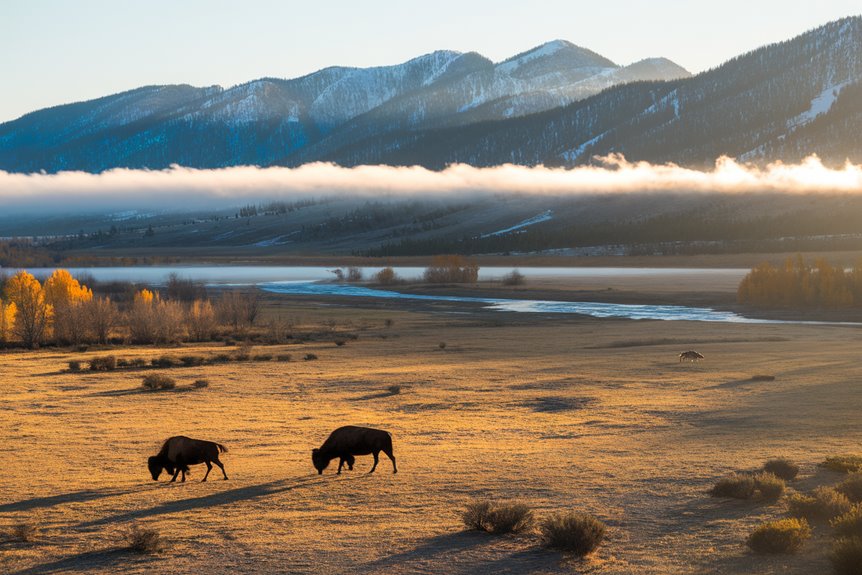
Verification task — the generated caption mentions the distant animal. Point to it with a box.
[148,436,229,482]
[312,426,397,475]
[679,350,705,362]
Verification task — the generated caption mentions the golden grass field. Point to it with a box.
[2,286,862,574]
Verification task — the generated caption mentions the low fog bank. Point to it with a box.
[1,155,861,214]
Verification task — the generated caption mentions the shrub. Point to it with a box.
[142,374,176,391]
[179,355,205,367]
[346,267,363,283]
[754,472,786,500]
[9,522,37,542]
[89,355,117,371]
[438,341,447,350]
[837,474,862,504]
[234,342,254,361]
[387,385,402,395]
[540,512,606,556]
[750,374,776,381]
[375,267,399,285]
[151,356,179,368]
[213,353,232,363]
[304,353,318,361]
[68,360,82,372]
[831,537,862,575]
[711,473,757,499]
[788,487,851,521]
[384,318,394,327]
[125,524,163,554]
[424,255,479,284]
[276,354,292,362]
[746,518,811,554]
[192,379,210,389]
[764,458,800,480]
[253,354,273,362]
[130,358,148,368]
[334,339,347,347]
[833,504,862,538]
[822,456,862,474]
[501,270,526,286]
[462,500,534,535]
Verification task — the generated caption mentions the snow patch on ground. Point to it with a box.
[787,82,850,129]
[481,210,553,238]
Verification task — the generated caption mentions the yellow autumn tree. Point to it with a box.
[4,271,51,348]
[129,288,158,343]
[0,297,15,343]
[43,269,93,344]
[186,299,217,341]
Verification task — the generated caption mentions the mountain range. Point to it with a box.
[1,17,860,173]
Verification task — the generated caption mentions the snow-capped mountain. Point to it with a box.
[0,41,688,173]
[316,17,862,169]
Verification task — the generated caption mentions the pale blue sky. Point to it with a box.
[1,0,859,122]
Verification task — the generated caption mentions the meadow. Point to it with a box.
[2,282,862,574]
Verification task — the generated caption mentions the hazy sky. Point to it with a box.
[1,0,860,122]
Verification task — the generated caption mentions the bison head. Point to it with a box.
[311,448,329,475]
[147,456,163,481]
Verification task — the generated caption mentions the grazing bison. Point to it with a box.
[312,426,397,475]
[148,436,228,482]
[679,350,705,362]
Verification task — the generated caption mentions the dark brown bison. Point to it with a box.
[148,436,229,482]
[312,426,397,475]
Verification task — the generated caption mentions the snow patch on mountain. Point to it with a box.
[787,81,850,129]
[481,210,554,237]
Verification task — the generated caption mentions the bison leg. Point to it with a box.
[369,451,379,474]
[214,458,228,480]
[337,458,345,475]
[170,467,180,482]
[181,467,186,482]
[346,455,355,471]
[202,461,212,482]
[384,447,397,474]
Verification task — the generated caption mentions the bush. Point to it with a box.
[750,374,776,381]
[276,354,292,362]
[375,267,399,285]
[424,255,479,284]
[764,458,800,480]
[822,456,862,474]
[89,355,117,371]
[304,353,318,361]
[253,354,273,362]
[125,524,163,554]
[9,522,37,542]
[438,341,447,350]
[130,358,148,368]
[462,500,534,535]
[192,379,210,389]
[68,360,82,372]
[753,472,786,500]
[151,356,179,368]
[540,512,606,556]
[837,474,862,503]
[142,374,176,391]
[387,385,402,395]
[178,355,205,367]
[711,473,757,499]
[746,518,811,554]
[788,487,851,521]
[334,339,347,347]
[501,270,526,286]
[831,537,862,575]
[213,353,232,363]
[833,504,862,538]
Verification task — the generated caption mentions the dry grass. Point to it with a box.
[462,499,534,535]
[125,524,163,554]
[837,474,862,503]
[8,522,37,543]
[831,537,862,575]
[764,458,800,480]
[711,473,757,499]
[540,512,606,556]
[832,504,862,538]
[746,518,810,554]
[821,455,862,474]
[141,374,177,391]
[787,487,851,522]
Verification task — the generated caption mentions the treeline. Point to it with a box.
[0,270,260,348]
[738,256,862,308]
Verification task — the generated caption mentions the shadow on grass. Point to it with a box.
[6,548,133,575]
[0,487,139,513]
[365,531,559,574]
[80,477,322,528]
[87,386,198,398]
[353,391,399,401]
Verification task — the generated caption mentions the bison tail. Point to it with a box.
[216,442,228,454]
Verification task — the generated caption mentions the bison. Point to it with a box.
[148,436,229,482]
[312,426,397,475]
